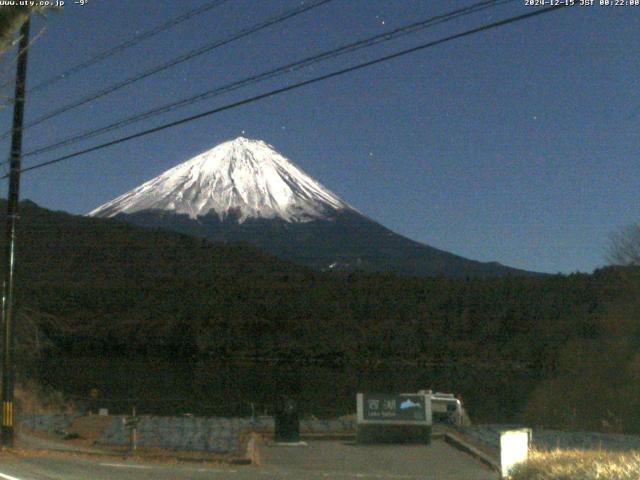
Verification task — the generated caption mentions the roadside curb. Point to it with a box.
[259,430,448,443]
[14,445,247,466]
[14,439,256,466]
[440,428,500,473]
[18,426,256,466]
[300,433,355,441]
[255,431,357,442]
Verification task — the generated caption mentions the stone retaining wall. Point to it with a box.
[18,414,356,454]
[101,416,249,453]
[19,413,83,435]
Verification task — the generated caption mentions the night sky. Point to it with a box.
[0,0,637,274]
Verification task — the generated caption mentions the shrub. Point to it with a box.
[510,449,640,480]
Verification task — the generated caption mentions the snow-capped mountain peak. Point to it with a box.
[89,137,352,223]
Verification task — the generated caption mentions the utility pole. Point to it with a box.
[1,18,30,448]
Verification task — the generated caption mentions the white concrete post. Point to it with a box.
[500,428,531,478]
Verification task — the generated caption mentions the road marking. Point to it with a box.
[99,463,152,470]
[196,469,236,474]
[99,463,239,474]
[319,472,413,479]
[0,471,22,480]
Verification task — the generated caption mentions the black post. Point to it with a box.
[1,18,30,448]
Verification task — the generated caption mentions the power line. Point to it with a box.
[22,0,513,159]
[4,4,569,180]
[0,0,336,141]
[27,0,231,94]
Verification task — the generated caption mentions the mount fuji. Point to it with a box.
[89,137,533,277]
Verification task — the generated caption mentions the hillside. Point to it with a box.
[1,200,638,428]
[118,208,534,277]
[7,200,303,287]
[0,199,311,350]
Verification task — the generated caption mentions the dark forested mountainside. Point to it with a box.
[116,208,537,278]
[1,200,639,430]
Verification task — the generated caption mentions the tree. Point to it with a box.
[0,6,53,112]
[0,7,35,53]
[607,224,640,266]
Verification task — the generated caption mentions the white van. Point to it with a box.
[418,390,464,425]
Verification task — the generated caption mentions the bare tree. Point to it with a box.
[607,224,640,266]
[0,7,53,109]
[0,7,34,52]
[0,306,73,370]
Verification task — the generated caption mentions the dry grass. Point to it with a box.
[510,448,640,480]
[66,415,113,442]
[14,380,76,414]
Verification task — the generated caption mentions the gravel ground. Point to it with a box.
[459,424,640,452]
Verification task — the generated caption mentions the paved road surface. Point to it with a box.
[0,440,498,479]
[261,440,497,479]
[0,456,244,480]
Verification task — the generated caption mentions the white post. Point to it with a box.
[500,428,530,478]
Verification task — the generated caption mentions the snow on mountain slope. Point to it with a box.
[89,137,352,223]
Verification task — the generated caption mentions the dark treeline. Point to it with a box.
[3,201,640,430]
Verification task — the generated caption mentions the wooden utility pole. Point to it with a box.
[1,18,30,448]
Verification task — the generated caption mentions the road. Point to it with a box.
[0,440,498,479]
[260,440,497,479]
